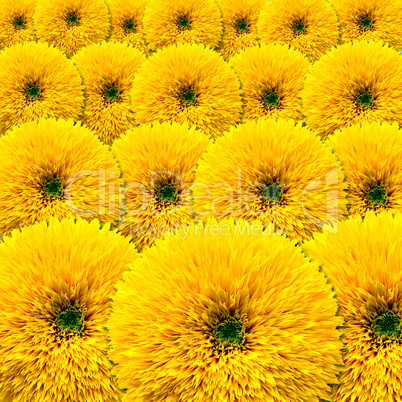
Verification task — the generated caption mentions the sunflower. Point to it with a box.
[302,211,402,401]
[256,0,341,62]
[112,120,210,251]
[301,40,402,139]
[129,42,243,139]
[106,217,343,401]
[192,117,348,243]
[330,0,402,52]
[105,0,150,55]
[0,41,84,135]
[142,0,223,52]
[327,121,402,220]
[72,41,147,145]
[0,216,138,402]
[215,0,265,60]
[0,117,122,238]
[0,0,37,51]
[33,0,110,58]
[230,43,311,122]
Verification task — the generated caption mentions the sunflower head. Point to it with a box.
[302,211,402,400]
[330,0,402,52]
[0,41,85,135]
[0,0,37,50]
[257,0,341,62]
[72,40,147,145]
[216,0,265,60]
[301,40,402,139]
[129,42,243,139]
[0,216,138,401]
[106,0,150,55]
[142,0,223,52]
[327,121,402,219]
[230,43,310,122]
[112,120,210,251]
[106,217,343,401]
[34,0,111,57]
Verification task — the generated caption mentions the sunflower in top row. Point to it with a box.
[1,0,402,61]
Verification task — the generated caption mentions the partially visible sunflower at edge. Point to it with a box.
[330,0,402,52]
[327,121,402,219]
[230,43,311,123]
[33,0,111,58]
[130,42,243,139]
[112,120,210,251]
[72,40,147,146]
[106,217,343,401]
[0,0,37,51]
[303,211,402,402]
[0,117,122,238]
[0,41,84,135]
[193,117,348,243]
[142,0,223,53]
[257,0,341,62]
[105,0,150,55]
[215,0,265,60]
[301,40,402,139]
[0,217,138,402]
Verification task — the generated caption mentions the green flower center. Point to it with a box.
[215,317,243,344]
[367,186,387,205]
[57,307,83,331]
[26,84,41,99]
[359,15,373,30]
[235,18,249,33]
[293,20,306,34]
[356,91,374,108]
[373,311,400,337]
[43,179,63,198]
[66,12,79,26]
[157,183,178,202]
[179,88,197,106]
[177,15,191,30]
[13,17,25,30]
[104,85,120,102]
[123,19,135,32]
[263,91,280,108]
[260,182,283,205]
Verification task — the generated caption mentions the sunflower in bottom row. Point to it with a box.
[0,217,342,401]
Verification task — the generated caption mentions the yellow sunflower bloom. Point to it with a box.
[33,0,110,58]
[129,42,243,139]
[257,0,340,62]
[193,117,348,243]
[215,0,265,60]
[301,40,402,139]
[72,41,147,145]
[330,0,402,52]
[0,0,37,51]
[230,43,311,122]
[302,211,402,402]
[106,217,343,401]
[0,41,84,135]
[327,121,402,219]
[142,0,223,52]
[0,117,122,238]
[112,121,210,251]
[0,216,138,402]
[105,0,150,55]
